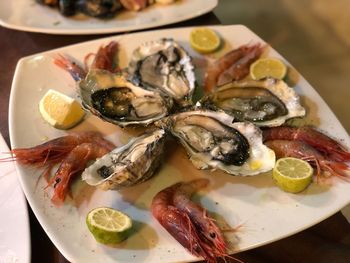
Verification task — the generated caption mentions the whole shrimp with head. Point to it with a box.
[204,43,264,92]
[151,179,238,263]
[263,126,350,179]
[9,131,115,205]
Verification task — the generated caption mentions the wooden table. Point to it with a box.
[1,11,350,263]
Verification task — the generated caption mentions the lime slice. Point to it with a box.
[86,207,132,245]
[250,58,287,80]
[189,28,221,54]
[273,157,313,193]
[39,89,85,130]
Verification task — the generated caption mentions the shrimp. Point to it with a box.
[217,43,264,86]
[9,132,115,204]
[151,179,229,262]
[85,41,120,73]
[48,142,114,205]
[204,43,263,92]
[172,179,226,255]
[54,41,120,81]
[54,54,87,81]
[11,131,112,167]
[265,140,349,179]
[263,126,350,162]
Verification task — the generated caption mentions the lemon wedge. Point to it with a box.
[250,58,287,80]
[189,28,221,54]
[273,157,313,193]
[86,207,133,245]
[39,89,85,129]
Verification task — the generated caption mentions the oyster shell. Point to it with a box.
[128,38,195,108]
[82,129,166,190]
[197,78,305,127]
[158,110,275,176]
[79,69,172,126]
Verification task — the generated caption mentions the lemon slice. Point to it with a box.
[273,157,313,193]
[86,207,133,245]
[189,28,221,54]
[39,89,85,130]
[250,58,287,80]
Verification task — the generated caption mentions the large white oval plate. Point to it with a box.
[10,25,350,263]
[0,0,217,35]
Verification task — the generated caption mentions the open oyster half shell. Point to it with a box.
[157,110,275,176]
[79,69,173,127]
[197,78,305,127]
[128,38,196,108]
[82,129,167,190]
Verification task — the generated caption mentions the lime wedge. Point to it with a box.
[86,207,132,245]
[250,58,287,80]
[273,157,313,193]
[189,28,221,54]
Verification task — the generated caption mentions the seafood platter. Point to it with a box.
[8,25,350,262]
[0,0,217,35]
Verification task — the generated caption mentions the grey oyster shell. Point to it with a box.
[79,69,173,127]
[157,110,275,176]
[82,129,166,190]
[128,38,196,108]
[197,78,305,127]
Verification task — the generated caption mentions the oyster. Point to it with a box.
[198,78,305,127]
[79,69,172,126]
[82,129,166,190]
[158,110,275,176]
[128,38,195,108]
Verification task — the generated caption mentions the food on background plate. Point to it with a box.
[36,0,178,18]
[86,207,133,245]
[151,179,230,262]
[197,78,305,127]
[189,28,221,54]
[272,157,313,193]
[39,89,85,129]
[250,58,287,80]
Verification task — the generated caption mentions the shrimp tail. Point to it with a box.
[321,161,350,179]
[54,54,87,81]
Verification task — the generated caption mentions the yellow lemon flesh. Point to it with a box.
[250,58,287,80]
[189,28,221,54]
[86,207,133,245]
[39,89,85,129]
[273,157,313,193]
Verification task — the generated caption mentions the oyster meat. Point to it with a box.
[159,110,275,176]
[128,38,195,108]
[198,78,305,127]
[79,69,172,126]
[82,129,166,190]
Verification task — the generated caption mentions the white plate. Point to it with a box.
[10,25,350,263]
[0,0,217,35]
[0,135,31,263]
